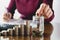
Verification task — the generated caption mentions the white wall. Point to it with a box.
[52,0,60,23]
[0,0,60,23]
[0,0,10,19]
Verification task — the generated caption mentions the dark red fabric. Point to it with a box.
[7,0,54,22]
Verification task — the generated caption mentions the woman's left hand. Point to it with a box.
[36,3,53,19]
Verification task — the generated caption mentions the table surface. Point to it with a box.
[0,23,60,40]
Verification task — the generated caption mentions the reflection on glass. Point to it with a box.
[44,23,53,40]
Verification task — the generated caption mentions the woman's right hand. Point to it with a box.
[3,12,12,21]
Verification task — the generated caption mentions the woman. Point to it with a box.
[3,0,54,22]
[0,0,54,31]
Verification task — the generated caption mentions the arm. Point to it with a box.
[3,0,16,21]
[43,0,54,22]
[7,0,16,19]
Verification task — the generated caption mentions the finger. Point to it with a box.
[44,5,50,14]
[36,3,46,16]
[3,14,11,21]
[3,15,10,20]
[3,13,8,18]
[39,3,46,14]
[5,13,11,19]
[46,9,53,18]
[44,9,51,19]
[46,9,51,16]
[48,11,53,18]
[3,15,8,20]
[3,17,10,21]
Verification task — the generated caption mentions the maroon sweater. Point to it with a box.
[7,0,54,22]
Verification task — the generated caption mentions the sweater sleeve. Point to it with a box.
[7,0,16,19]
[44,10,54,23]
[43,0,55,22]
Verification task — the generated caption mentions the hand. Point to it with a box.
[36,3,53,19]
[3,12,12,21]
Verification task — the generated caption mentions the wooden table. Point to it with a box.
[0,23,60,40]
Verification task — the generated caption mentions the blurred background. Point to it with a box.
[0,0,60,23]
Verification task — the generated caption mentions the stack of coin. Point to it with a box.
[7,28,15,36]
[24,20,30,36]
[20,24,24,36]
[14,25,21,36]
[1,30,8,36]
